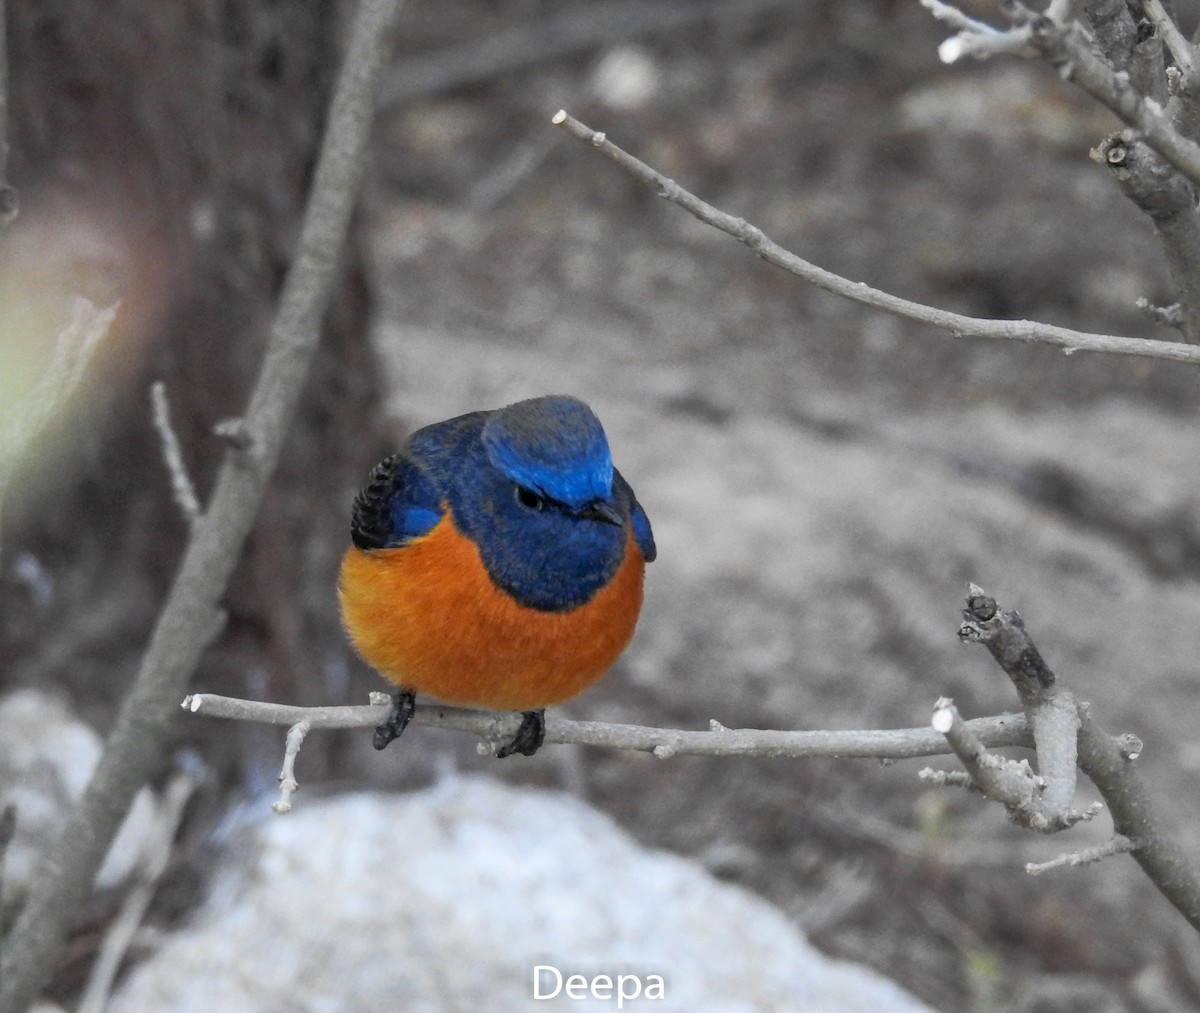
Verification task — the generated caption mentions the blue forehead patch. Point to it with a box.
[481,396,614,509]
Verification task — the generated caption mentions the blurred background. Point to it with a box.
[4,1,1200,1010]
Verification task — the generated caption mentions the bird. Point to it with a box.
[338,395,655,757]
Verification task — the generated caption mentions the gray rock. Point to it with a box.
[110,777,933,1012]
[0,688,158,896]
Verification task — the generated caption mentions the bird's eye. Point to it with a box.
[515,486,545,511]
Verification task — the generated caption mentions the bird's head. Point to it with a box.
[481,395,618,522]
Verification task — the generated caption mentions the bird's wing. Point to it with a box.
[350,453,443,550]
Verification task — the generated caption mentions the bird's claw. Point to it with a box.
[373,690,416,750]
[496,709,546,758]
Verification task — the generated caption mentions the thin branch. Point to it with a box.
[931,697,1094,832]
[76,767,202,1013]
[550,110,1200,366]
[957,584,1056,700]
[0,1,404,1008]
[273,721,310,815]
[931,698,1044,803]
[918,767,976,790]
[149,382,201,526]
[184,691,1034,769]
[1137,297,1184,329]
[919,0,1004,36]
[1025,834,1137,876]
[1143,0,1197,87]
[918,0,1037,63]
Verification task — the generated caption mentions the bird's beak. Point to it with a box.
[580,500,622,526]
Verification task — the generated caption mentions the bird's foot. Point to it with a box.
[373,690,416,750]
[496,709,546,758]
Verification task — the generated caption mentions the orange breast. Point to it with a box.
[337,514,645,710]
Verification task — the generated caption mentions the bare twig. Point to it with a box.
[957,585,1082,823]
[918,768,975,790]
[1026,834,1136,876]
[0,1,404,1008]
[931,698,1042,799]
[185,690,1034,816]
[273,721,311,815]
[957,584,1056,700]
[919,0,1037,63]
[76,767,202,1013]
[919,0,996,35]
[550,110,1200,366]
[149,382,201,526]
[184,691,1034,773]
[1137,297,1184,329]
[931,697,1093,832]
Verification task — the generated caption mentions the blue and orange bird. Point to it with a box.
[338,395,656,757]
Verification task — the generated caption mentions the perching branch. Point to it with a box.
[185,691,1033,756]
[0,1,403,1009]
[184,691,1033,814]
[550,110,1200,366]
